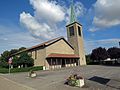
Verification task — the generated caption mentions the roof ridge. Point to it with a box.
[44,36,64,45]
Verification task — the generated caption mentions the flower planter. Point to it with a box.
[29,70,37,78]
[66,74,85,88]
[30,73,37,78]
[43,66,46,70]
[76,79,85,87]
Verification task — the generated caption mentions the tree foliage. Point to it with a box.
[0,56,9,68]
[86,54,92,64]
[1,51,11,62]
[0,47,34,68]
[107,47,120,59]
[90,47,108,62]
[12,56,19,68]
[10,49,19,55]
[18,52,34,67]
[19,47,26,51]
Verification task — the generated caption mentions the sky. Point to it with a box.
[0,0,120,54]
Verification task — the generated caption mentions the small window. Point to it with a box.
[78,26,81,36]
[69,26,74,36]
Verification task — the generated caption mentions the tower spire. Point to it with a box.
[70,0,76,24]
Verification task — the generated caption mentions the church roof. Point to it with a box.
[12,37,74,56]
[66,0,82,27]
[70,0,76,24]
[66,21,82,27]
[27,36,74,50]
[47,53,79,59]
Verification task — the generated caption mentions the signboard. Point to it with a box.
[8,57,12,74]
[8,58,12,64]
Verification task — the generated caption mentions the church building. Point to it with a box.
[13,1,86,70]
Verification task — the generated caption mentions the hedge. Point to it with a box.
[0,66,43,74]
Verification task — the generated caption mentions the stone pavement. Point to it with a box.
[0,65,120,90]
[0,76,35,90]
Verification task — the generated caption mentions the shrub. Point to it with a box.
[0,66,43,74]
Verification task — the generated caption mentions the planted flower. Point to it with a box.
[65,74,85,88]
[29,70,37,78]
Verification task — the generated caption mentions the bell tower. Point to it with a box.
[66,0,86,65]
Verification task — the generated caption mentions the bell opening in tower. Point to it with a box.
[69,26,74,36]
[78,26,81,36]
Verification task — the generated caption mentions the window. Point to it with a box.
[78,26,81,36]
[35,50,37,59]
[69,26,74,36]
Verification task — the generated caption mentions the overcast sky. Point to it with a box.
[0,0,120,54]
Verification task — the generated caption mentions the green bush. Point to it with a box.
[0,66,43,74]
[0,68,9,74]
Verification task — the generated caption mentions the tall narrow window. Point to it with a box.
[69,26,74,36]
[35,50,37,59]
[78,26,81,36]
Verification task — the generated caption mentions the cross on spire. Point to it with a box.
[70,0,76,24]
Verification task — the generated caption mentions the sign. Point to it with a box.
[8,58,12,64]
[8,57,12,74]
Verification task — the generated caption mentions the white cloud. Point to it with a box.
[85,38,120,54]
[20,0,86,40]
[66,1,86,24]
[89,27,98,32]
[0,25,41,54]
[20,12,55,40]
[75,2,86,17]
[30,0,65,23]
[93,0,120,28]
[20,0,67,40]
[87,39,120,44]
[89,0,120,32]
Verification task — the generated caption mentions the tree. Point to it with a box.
[12,56,19,68]
[0,47,27,68]
[19,47,26,51]
[0,51,11,68]
[90,47,108,63]
[18,52,34,67]
[107,47,120,59]
[86,54,92,64]
[10,49,19,55]
[1,50,11,62]
[0,56,9,68]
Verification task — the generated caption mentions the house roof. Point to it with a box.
[47,53,79,59]
[12,37,74,56]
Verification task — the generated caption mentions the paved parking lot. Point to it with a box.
[1,65,120,90]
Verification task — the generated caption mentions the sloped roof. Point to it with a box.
[12,37,74,56]
[27,36,74,50]
[66,21,82,27]
[47,53,79,58]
